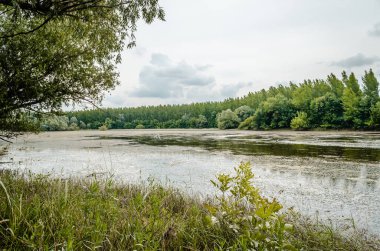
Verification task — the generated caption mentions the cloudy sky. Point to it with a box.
[103,0,380,107]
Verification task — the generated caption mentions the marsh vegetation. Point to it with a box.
[1,163,379,250]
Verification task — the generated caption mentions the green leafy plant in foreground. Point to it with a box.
[207,162,295,250]
[0,164,379,250]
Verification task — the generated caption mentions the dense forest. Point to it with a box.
[41,69,380,131]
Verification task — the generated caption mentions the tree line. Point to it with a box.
[41,69,380,131]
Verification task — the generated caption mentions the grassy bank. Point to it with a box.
[0,163,379,250]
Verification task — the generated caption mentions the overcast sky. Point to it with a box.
[102,0,380,107]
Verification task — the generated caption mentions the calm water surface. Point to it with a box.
[1,129,380,236]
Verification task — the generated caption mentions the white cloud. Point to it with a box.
[150,53,171,66]
[131,54,215,98]
[219,82,250,98]
[368,22,380,37]
[332,53,380,68]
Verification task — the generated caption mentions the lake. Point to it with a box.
[1,129,380,236]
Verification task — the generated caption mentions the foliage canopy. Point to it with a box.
[0,0,164,140]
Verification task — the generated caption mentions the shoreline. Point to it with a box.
[1,167,379,250]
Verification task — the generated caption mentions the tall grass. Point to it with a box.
[0,163,379,250]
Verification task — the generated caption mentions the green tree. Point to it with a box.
[290,112,309,130]
[327,74,344,98]
[342,88,362,127]
[234,105,253,121]
[260,94,295,129]
[309,93,343,128]
[291,81,314,111]
[342,71,361,95]
[217,109,240,129]
[0,1,165,40]
[103,118,113,129]
[341,72,362,127]
[195,115,208,128]
[79,121,87,130]
[238,116,255,130]
[41,115,69,131]
[362,69,379,101]
[360,70,379,126]
[369,101,380,128]
[0,0,164,139]
[69,116,78,125]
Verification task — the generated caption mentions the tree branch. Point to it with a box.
[0,15,53,38]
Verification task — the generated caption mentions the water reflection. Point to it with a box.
[103,135,380,162]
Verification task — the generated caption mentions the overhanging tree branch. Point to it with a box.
[0,15,53,38]
[0,0,164,139]
[0,0,136,38]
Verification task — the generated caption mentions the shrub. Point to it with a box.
[217,109,240,129]
[40,115,69,131]
[195,115,208,128]
[135,124,145,129]
[207,162,294,250]
[98,125,108,131]
[234,105,253,121]
[290,111,309,130]
[68,122,80,131]
[238,116,255,130]
[79,121,87,129]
